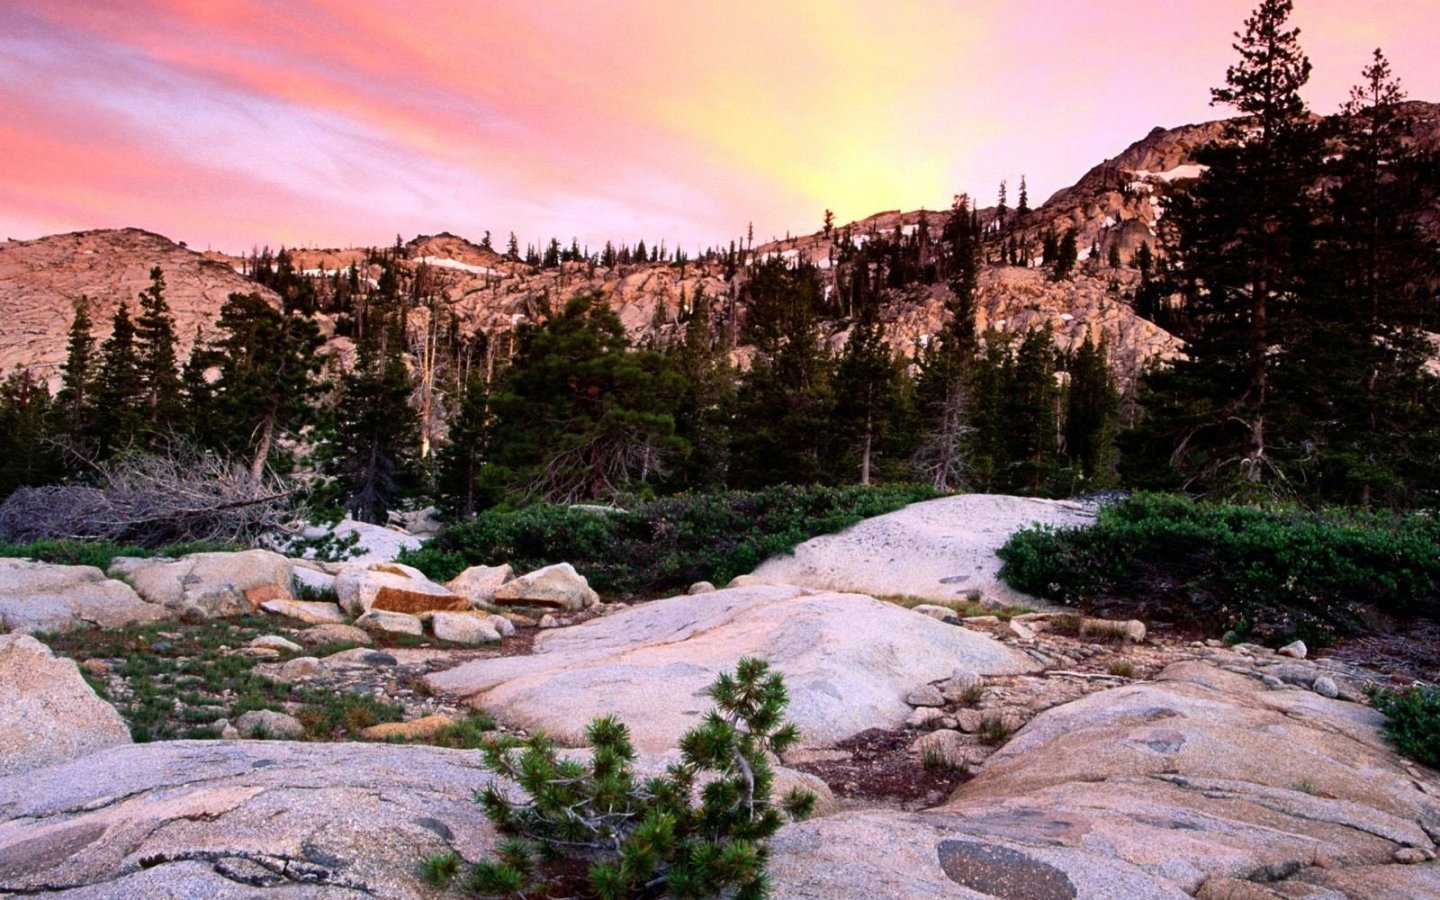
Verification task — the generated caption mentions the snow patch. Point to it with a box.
[417,256,498,277]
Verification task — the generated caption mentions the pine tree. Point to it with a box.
[328,263,420,522]
[731,258,832,487]
[1051,228,1078,280]
[1004,328,1061,494]
[436,360,493,518]
[133,266,183,428]
[0,369,59,496]
[833,305,898,484]
[1129,0,1324,494]
[1063,333,1119,486]
[53,296,97,446]
[668,286,734,491]
[94,301,145,454]
[1017,175,1030,214]
[487,292,681,502]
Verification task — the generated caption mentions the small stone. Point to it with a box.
[80,658,110,675]
[261,599,348,625]
[910,730,971,769]
[249,635,303,653]
[431,612,503,645]
[1394,847,1430,864]
[952,709,983,733]
[486,614,516,637]
[1277,640,1308,659]
[322,648,398,669]
[1009,620,1037,641]
[445,564,514,608]
[687,581,717,595]
[905,707,946,729]
[240,647,281,659]
[963,615,1001,626]
[1312,676,1339,699]
[907,685,946,708]
[538,614,560,629]
[939,717,958,730]
[234,709,305,740]
[278,656,323,680]
[911,604,959,623]
[297,623,372,647]
[220,724,240,740]
[355,610,424,636]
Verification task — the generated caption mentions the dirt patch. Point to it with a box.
[791,728,969,810]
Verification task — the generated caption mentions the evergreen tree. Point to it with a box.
[731,258,832,487]
[1017,175,1030,214]
[1004,329,1061,493]
[133,266,184,428]
[1063,333,1119,486]
[1107,242,1123,269]
[1289,48,1440,504]
[94,301,145,454]
[833,305,899,484]
[329,263,420,522]
[436,359,493,518]
[1128,0,1324,494]
[1051,228,1078,280]
[53,296,97,446]
[0,369,59,497]
[668,286,734,491]
[488,292,681,502]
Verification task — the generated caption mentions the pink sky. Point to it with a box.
[3,0,1439,255]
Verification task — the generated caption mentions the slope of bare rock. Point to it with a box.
[0,228,281,386]
[0,741,496,897]
[767,658,1440,898]
[748,494,1094,608]
[426,584,1040,753]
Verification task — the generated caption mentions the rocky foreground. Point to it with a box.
[0,497,1436,897]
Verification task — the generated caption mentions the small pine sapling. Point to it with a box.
[448,658,815,898]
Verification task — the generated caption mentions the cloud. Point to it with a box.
[2,0,1438,252]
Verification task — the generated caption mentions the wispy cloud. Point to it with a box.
[2,1,1437,252]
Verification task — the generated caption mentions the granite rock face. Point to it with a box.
[767,660,1440,898]
[0,559,169,634]
[0,633,131,778]
[428,584,1039,752]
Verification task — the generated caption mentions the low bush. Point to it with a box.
[997,493,1440,644]
[404,484,939,596]
[1368,685,1440,768]
[0,538,240,570]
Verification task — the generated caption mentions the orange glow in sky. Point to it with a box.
[3,1,1439,253]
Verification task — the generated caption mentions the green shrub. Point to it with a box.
[406,484,938,597]
[1369,685,1440,768]
[997,493,1440,643]
[437,658,815,898]
[0,538,240,570]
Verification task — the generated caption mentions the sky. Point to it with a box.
[3,1,1439,256]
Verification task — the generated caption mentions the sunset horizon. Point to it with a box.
[6,0,1440,255]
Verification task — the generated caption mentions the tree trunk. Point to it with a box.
[249,409,275,488]
[860,411,873,486]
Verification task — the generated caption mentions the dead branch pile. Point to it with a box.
[0,447,293,547]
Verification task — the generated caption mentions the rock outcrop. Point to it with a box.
[491,562,599,611]
[427,583,1039,752]
[748,493,1095,607]
[0,633,131,778]
[0,741,497,896]
[768,659,1440,898]
[109,550,293,620]
[0,559,170,634]
[335,563,467,616]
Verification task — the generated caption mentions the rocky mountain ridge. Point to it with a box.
[5,101,1438,387]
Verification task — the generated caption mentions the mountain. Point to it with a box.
[0,228,282,384]
[4,102,1438,388]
